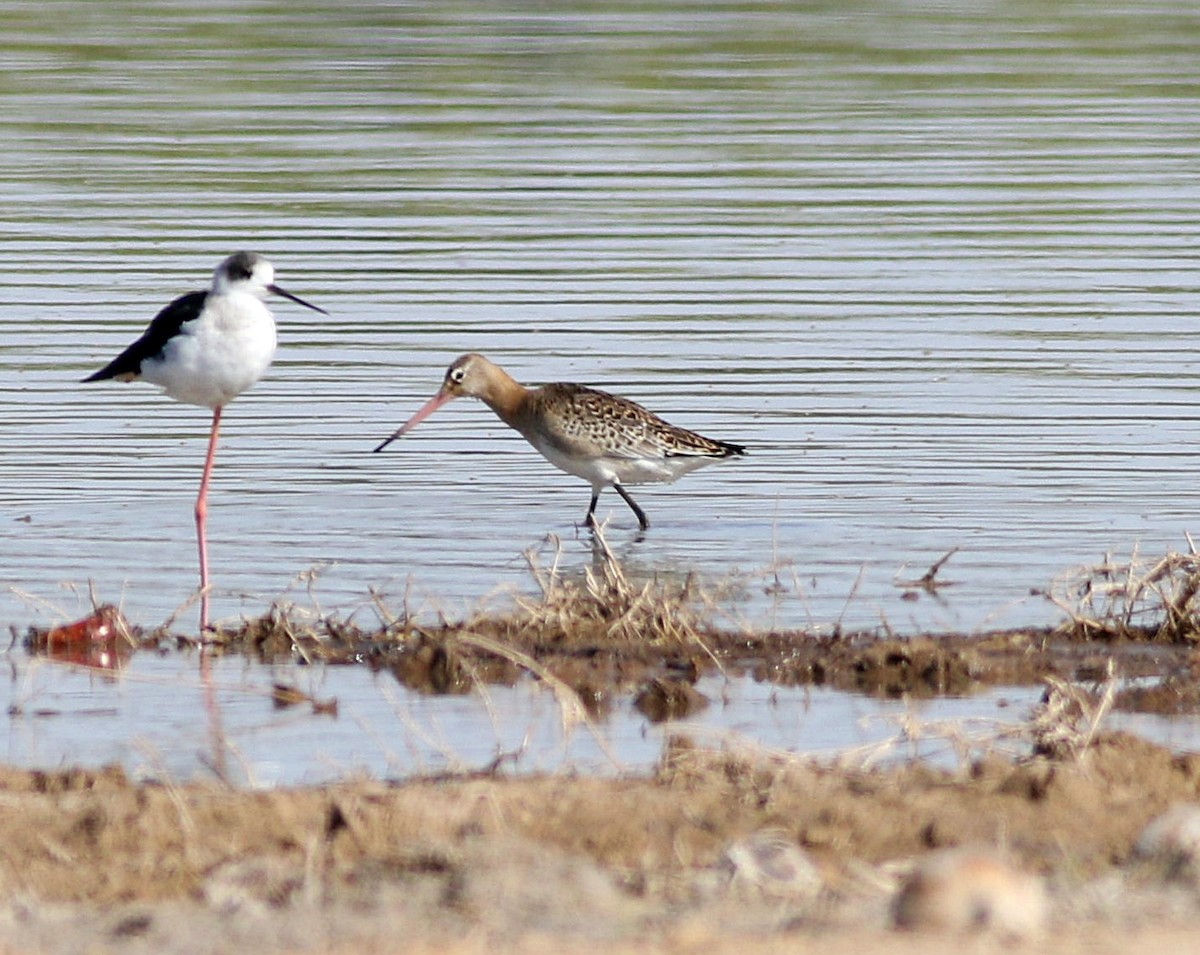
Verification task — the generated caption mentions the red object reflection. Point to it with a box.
[32,605,135,670]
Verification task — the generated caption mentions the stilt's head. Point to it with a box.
[373,353,516,452]
[211,252,328,315]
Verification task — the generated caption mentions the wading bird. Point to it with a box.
[374,353,745,530]
[83,252,327,630]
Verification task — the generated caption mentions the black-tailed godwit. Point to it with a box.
[374,353,745,530]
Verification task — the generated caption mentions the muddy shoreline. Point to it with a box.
[11,548,1200,952]
[1,729,1200,954]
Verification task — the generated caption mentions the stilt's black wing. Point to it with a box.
[82,290,208,383]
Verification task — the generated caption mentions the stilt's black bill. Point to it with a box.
[268,284,328,315]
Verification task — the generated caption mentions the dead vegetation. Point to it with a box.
[511,530,713,646]
[20,545,1200,719]
[1049,546,1200,643]
[1028,665,1118,761]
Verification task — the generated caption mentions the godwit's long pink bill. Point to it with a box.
[374,353,746,531]
[83,252,327,632]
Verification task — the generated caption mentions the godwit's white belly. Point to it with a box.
[531,435,711,487]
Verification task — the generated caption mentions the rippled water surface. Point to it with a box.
[2,0,1199,777]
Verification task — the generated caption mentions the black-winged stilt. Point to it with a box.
[83,251,327,630]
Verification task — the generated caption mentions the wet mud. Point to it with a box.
[14,548,1200,952]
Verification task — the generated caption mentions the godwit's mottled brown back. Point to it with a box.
[525,383,745,461]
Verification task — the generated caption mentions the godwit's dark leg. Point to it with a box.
[585,487,601,528]
[196,405,223,631]
[614,483,650,531]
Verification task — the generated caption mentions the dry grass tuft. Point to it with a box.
[1049,546,1200,643]
[503,529,709,648]
[203,529,717,665]
[1028,663,1117,760]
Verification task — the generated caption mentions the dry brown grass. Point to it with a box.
[503,529,711,647]
[1049,545,1200,643]
[203,529,720,664]
[1028,664,1118,761]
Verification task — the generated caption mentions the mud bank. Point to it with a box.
[0,730,1199,953]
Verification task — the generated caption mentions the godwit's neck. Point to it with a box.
[476,362,530,427]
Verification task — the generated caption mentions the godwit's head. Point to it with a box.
[373,353,521,452]
[440,352,505,399]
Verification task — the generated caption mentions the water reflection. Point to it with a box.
[2,647,1043,786]
[2,0,1200,649]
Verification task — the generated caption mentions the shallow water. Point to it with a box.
[8,647,1200,787]
[2,0,1200,777]
[3,649,1045,786]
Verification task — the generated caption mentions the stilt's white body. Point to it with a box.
[140,290,277,409]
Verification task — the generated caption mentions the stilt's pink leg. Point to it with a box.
[196,406,223,632]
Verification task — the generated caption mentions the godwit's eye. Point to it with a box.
[450,367,466,383]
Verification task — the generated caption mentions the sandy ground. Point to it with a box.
[17,550,1200,952]
[2,728,1200,954]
